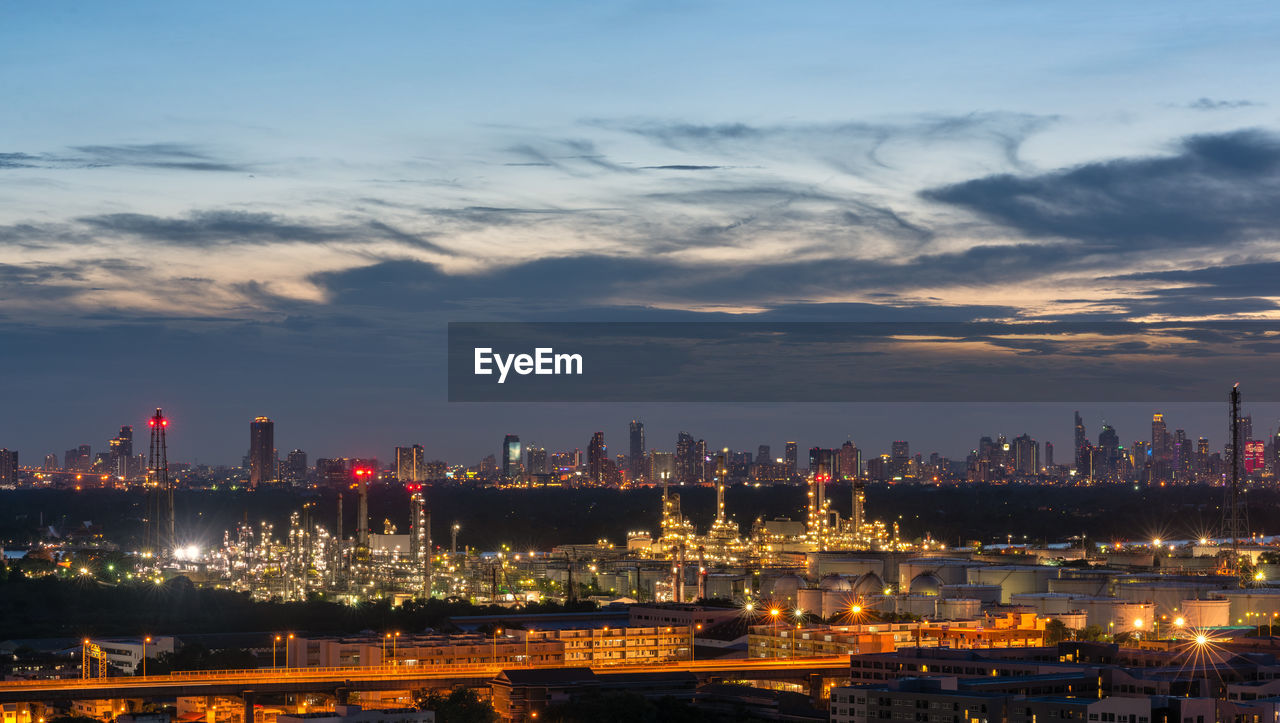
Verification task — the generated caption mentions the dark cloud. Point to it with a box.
[598,112,1055,170]
[923,129,1280,249]
[1187,98,1260,111]
[640,165,724,171]
[76,210,452,255]
[0,143,247,172]
[68,143,246,172]
[503,139,635,175]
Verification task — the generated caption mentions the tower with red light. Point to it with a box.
[147,407,172,555]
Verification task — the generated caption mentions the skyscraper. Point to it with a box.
[628,420,646,481]
[397,444,426,483]
[837,441,860,480]
[587,431,606,485]
[502,435,522,480]
[1073,411,1087,472]
[0,449,16,486]
[676,432,698,485]
[109,425,133,477]
[249,416,276,487]
[784,442,798,476]
[1151,413,1170,462]
[527,446,547,475]
[1097,424,1120,479]
[1011,433,1039,476]
[757,444,771,464]
[286,449,308,484]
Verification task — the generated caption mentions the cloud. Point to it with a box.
[639,165,725,171]
[922,128,1280,249]
[77,210,453,254]
[0,143,248,172]
[1187,98,1260,111]
[597,112,1056,171]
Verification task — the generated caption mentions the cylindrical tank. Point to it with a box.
[806,552,886,578]
[772,574,804,606]
[898,559,982,591]
[1072,597,1153,630]
[1010,592,1078,616]
[1114,581,1224,619]
[819,574,853,592]
[937,598,982,620]
[1214,589,1280,624]
[910,573,944,596]
[967,566,1058,603]
[796,588,823,616]
[940,584,1002,603]
[896,594,938,618]
[852,572,886,597]
[1180,598,1230,628]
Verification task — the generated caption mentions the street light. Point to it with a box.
[142,636,151,677]
[285,633,294,670]
[273,635,282,669]
[493,628,503,664]
[769,609,781,659]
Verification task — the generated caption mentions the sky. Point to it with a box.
[3,1,1280,465]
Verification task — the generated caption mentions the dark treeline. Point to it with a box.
[0,482,1265,552]
[0,573,597,640]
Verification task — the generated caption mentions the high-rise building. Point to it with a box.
[1151,414,1170,462]
[501,435,522,480]
[108,425,133,478]
[1044,441,1054,467]
[1011,433,1039,476]
[837,441,860,480]
[784,442,798,476]
[286,449,308,484]
[757,445,771,464]
[1097,424,1120,479]
[43,453,57,471]
[649,450,675,483]
[0,449,16,486]
[628,420,645,482]
[808,447,834,481]
[527,446,547,475]
[675,432,699,485]
[1070,412,1090,473]
[587,432,605,485]
[397,444,427,483]
[1245,440,1266,475]
[249,416,276,487]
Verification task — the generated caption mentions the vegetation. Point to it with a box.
[414,689,498,723]
[0,573,598,639]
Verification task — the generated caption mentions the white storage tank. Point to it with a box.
[1010,592,1079,616]
[1114,581,1225,619]
[940,584,1002,604]
[1049,576,1114,597]
[1179,598,1230,628]
[1214,589,1280,624]
[937,598,982,620]
[796,587,824,617]
[1072,597,1153,631]
[806,552,885,578]
[772,574,805,606]
[967,565,1058,603]
[898,558,982,591]
[821,589,862,619]
[895,594,938,619]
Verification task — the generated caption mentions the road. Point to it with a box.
[0,656,852,703]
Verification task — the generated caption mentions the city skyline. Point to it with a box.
[13,401,1280,471]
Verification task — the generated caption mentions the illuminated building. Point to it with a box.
[526,446,547,475]
[1011,434,1038,476]
[248,416,276,487]
[285,448,308,484]
[108,425,133,478]
[629,420,646,481]
[0,449,16,486]
[784,441,798,476]
[587,432,605,485]
[396,444,426,483]
[502,435,522,480]
[675,432,698,484]
[1245,440,1265,475]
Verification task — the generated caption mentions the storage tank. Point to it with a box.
[937,598,982,620]
[1010,592,1078,616]
[1114,581,1225,618]
[819,574,853,592]
[1214,589,1280,624]
[852,571,887,597]
[1049,576,1114,597]
[967,565,1058,603]
[909,573,944,596]
[772,574,804,606]
[822,590,862,619]
[940,584,1002,603]
[806,552,885,578]
[1072,597,1153,630]
[796,587,824,617]
[895,594,938,618]
[1180,598,1231,628]
[898,558,982,591]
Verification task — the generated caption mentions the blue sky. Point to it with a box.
[3,2,1280,464]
